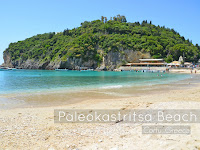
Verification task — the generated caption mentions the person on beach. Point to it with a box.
[195,70,197,74]
[191,70,193,74]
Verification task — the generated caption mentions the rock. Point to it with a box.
[98,139,103,142]
[3,49,149,70]
[110,147,118,150]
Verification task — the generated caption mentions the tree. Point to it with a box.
[48,32,55,39]
[105,17,107,23]
[4,15,200,67]
[121,15,127,23]
[63,28,70,35]
[101,16,104,22]
[165,55,173,63]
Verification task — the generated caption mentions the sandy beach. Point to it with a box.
[169,68,200,74]
[1,0,200,149]
[1,75,200,150]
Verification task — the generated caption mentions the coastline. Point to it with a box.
[1,1,200,149]
[0,72,197,109]
[1,75,200,149]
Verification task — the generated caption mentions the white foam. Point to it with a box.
[100,85,123,89]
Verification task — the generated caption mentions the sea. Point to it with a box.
[0,70,196,109]
[0,70,192,94]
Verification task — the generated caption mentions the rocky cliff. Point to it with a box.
[3,50,150,70]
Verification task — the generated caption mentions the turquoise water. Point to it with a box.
[0,70,191,94]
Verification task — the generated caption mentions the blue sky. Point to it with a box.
[0,0,199,64]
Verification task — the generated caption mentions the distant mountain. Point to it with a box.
[3,15,200,70]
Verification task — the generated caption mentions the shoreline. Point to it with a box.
[0,73,197,110]
[1,78,200,149]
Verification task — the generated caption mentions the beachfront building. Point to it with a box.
[120,59,167,71]
[167,61,181,68]
[167,61,193,68]
[183,62,193,68]
[123,59,166,67]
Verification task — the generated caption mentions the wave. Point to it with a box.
[99,85,124,89]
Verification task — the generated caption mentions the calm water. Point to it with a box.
[0,70,192,94]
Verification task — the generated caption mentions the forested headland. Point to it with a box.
[3,15,200,70]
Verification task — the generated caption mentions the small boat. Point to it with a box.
[8,68,17,71]
[0,67,18,71]
[80,69,94,71]
[0,67,9,71]
[55,68,68,71]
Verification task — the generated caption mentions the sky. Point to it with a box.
[0,0,199,64]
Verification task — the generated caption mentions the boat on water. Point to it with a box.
[55,68,68,71]
[0,67,9,71]
[8,68,17,71]
[0,67,18,71]
[80,69,94,71]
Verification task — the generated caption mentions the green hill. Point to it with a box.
[3,15,200,69]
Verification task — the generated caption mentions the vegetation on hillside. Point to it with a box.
[4,15,200,64]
